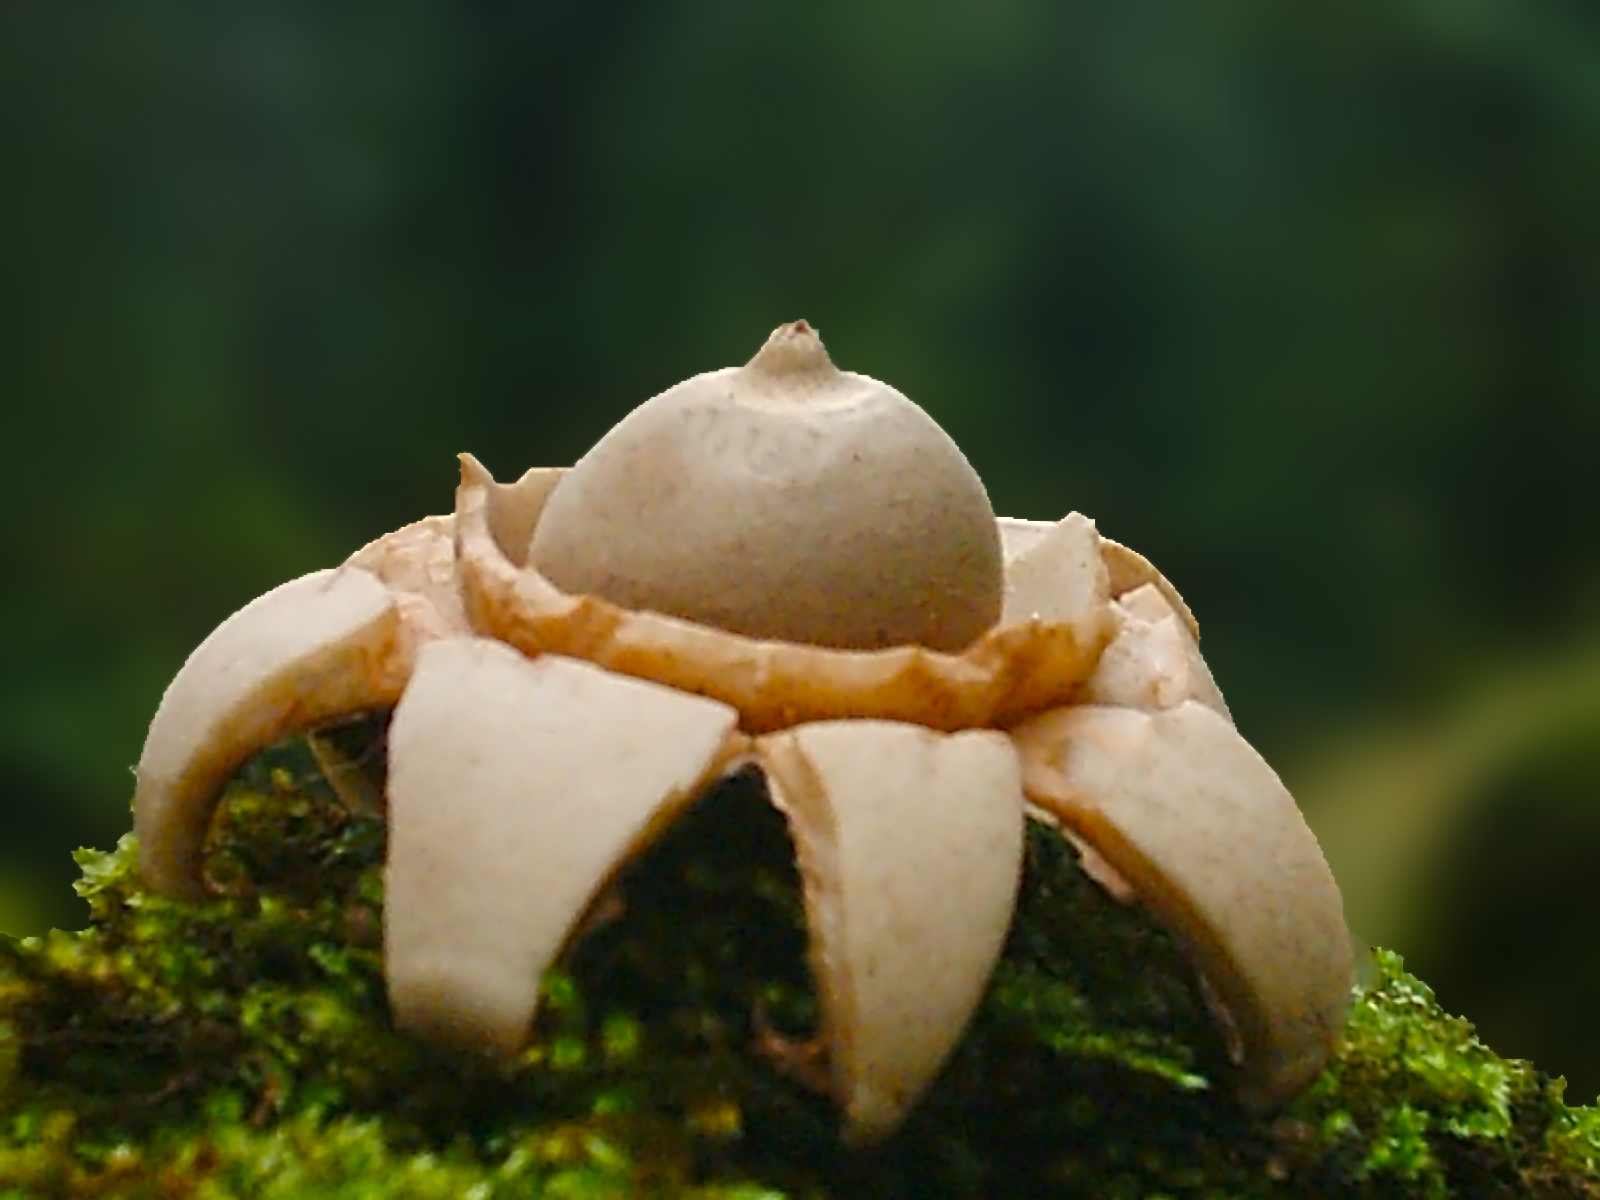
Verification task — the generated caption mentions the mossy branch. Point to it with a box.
[3,720,1598,1198]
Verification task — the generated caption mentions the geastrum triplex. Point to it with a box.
[133,321,1354,1143]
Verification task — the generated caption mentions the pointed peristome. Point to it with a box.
[741,319,842,395]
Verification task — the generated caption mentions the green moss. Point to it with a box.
[2,714,1598,1198]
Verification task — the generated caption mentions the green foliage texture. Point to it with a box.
[3,725,1600,1198]
[3,0,1600,1102]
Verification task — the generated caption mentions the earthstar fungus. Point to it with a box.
[133,320,1354,1143]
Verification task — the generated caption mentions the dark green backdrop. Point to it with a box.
[3,0,1598,1095]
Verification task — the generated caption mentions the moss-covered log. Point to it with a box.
[3,717,1598,1198]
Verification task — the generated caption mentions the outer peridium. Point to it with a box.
[128,474,1029,1141]
[461,460,1355,1116]
[755,721,1026,1142]
[133,455,1353,1144]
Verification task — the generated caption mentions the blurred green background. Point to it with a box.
[3,0,1598,1097]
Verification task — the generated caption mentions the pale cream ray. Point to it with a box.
[1011,701,1353,1113]
[757,720,1025,1142]
[384,640,741,1056]
[134,567,415,900]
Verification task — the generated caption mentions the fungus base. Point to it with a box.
[4,724,1599,1199]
